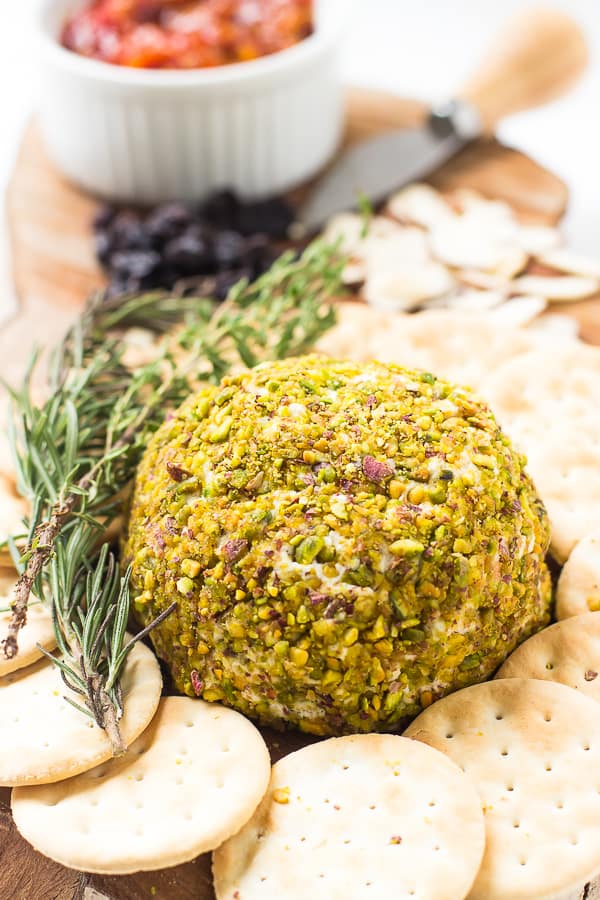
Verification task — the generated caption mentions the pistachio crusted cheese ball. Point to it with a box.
[125,355,551,736]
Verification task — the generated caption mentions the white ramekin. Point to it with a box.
[37,0,346,203]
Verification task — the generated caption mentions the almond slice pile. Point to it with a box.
[322,183,600,327]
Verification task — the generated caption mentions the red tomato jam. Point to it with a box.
[61,0,314,69]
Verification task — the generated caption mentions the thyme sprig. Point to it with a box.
[1,241,343,752]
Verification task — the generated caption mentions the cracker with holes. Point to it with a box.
[0,639,161,786]
[481,343,600,562]
[496,613,600,702]
[405,679,600,900]
[556,530,600,619]
[212,733,485,900]
[12,697,270,874]
[0,591,56,677]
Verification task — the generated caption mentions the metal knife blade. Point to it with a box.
[297,101,482,233]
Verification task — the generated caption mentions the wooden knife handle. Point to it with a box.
[458,8,588,133]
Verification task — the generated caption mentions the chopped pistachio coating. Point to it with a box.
[125,355,551,736]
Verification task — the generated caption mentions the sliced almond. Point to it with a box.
[490,295,547,326]
[514,225,562,255]
[387,184,452,229]
[321,213,365,255]
[512,274,600,302]
[341,259,367,285]
[440,289,506,313]
[457,270,510,291]
[536,248,600,279]
[368,217,406,240]
[363,228,430,272]
[430,218,526,274]
[452,189,515,226]
[363,263,454,312]
[493,246,529,280]
[322,214,402,257]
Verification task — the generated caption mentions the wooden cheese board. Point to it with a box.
[2,87,600,900]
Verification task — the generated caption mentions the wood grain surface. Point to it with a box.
[2,87,600,900]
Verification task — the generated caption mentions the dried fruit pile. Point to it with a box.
[94,189,294,298]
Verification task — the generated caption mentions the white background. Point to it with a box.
[1,0,599,257]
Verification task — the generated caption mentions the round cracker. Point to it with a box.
[0,591,56,676]
[496,614,600,702]
[0,472,28,570]
[481,343,600,562]
[12,696,271,874]
[0,638,161,786]
[405,678,600,900]
[0,472,28,541]
[556,530,600,619]
[213,733,485,900]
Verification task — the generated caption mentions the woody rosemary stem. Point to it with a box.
[91,676,126,756]
[1,500,74,659]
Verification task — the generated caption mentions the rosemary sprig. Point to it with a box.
[38,537,176,753]
[1,240,343,752]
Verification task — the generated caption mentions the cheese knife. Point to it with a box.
[298,8,588,232]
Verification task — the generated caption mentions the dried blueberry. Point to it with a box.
[163,226,214,273]
[201,189,240,229]
[93,187,294,302]
[145,203,193,244]
[109,250,162,280]
[213,230,246,268]
[109,211,152,251]
[237,198,294,237]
